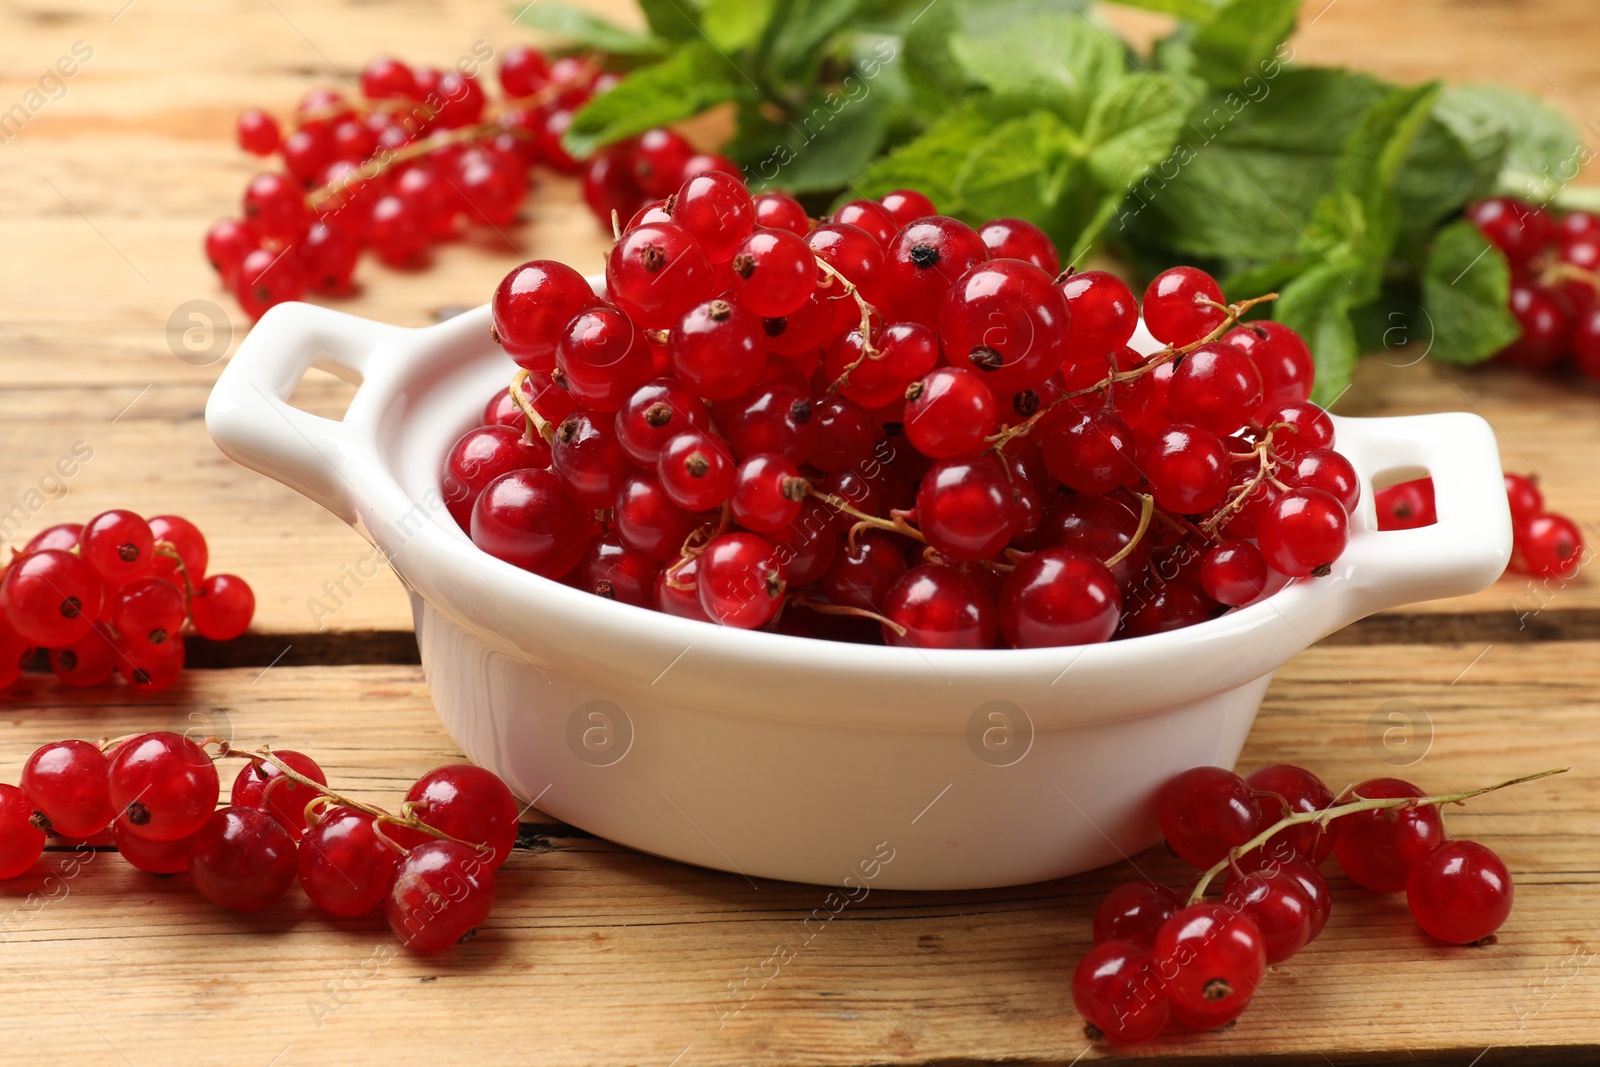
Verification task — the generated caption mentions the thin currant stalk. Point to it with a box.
[662,501,732,590]
[151,541,195,598]
[507,368,555,445]
[1186,767,1569,904]
[789,593,909,638]
[818,258,882,394]
[987,292,1280,453]
[805,487,929,545]
[1104,494,1155,568]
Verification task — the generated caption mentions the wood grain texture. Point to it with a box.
[0,644,1595,1066]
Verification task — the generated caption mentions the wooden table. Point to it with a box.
[2,2,1597,1064]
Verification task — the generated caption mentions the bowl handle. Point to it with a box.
[204,302,403,525]
[1333,410,1512,616]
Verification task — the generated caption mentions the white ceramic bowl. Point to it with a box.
[206,299,1511,890]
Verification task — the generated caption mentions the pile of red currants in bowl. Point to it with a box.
[1468,198,1600,374]
[0,511,254,693]
[1074,761,1534,1043]
[209,46,740,322]
[0,732,518,952]
[444,175,1362,649]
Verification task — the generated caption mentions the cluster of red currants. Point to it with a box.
[445,175,1359,649]
[1468,198,1600,374]
[1375,471,1584,579]
[208,48,632,320]
[1074,763,1518,1043]
[0,512,253,693]
[0,731,518,952]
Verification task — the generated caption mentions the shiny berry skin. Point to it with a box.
[299,806,401,917]
[1143,424,1231,514]
[654,555,711,621]
[721,381,820,465]
[1152,904,1266,1024]
[978,217,1059,273]
[616,474,699,564]
[1142,266,1226,346]
[831,199,897,245]
[108,732,220,842]
[876,189,937,227]
[731,454,808,533]
[1199,539,1269,607]
[630,128,694,198]
[903,367,997,458]
[1467,197,1551,265]
[1060,270,1138,364]
[1258,487,1349,578]
[113,818,189,874]
[361,56,418,100]
[551,410,635,509]
[233,246,306,320]
[242,172,311,243]
[752,192,810,236]
[396,165,462,241]
[24,522,83,555]
[670,298,765,400]
[396,764,521,870]
[21,740,112,838]
[82,509,155,583]
[1167,341,1262,436]
[1504,473,1543,523]
[1232,846,1332,941]
[190,574,256,641]
[454,147,527,227]
[555,307,654,412]
[1268,401,1335,460]
[581,142,646,227]
[657,430,735,511]
[673,172,755,263]
[608,222,715,330]
[444,424,552,530]
[1285,448,1360,512]
[3,548,101,646]
[0,784,46,879]
[280,126,333,184]
[387,839,495,953]
[1223,863,1315,964]
[1223,321,1314,419]
[367,194,428,267]
[498,44,551,96]
[806,222,887,307]
[1157,765,1264,868]
[187,806,298,912]
[204,218,259,282]
[916,456,1016,562]
[1375,477,1437,530]
[1334,777,1447,893]
[1036,494,1146,589]
[883,216,989,328]
[697,532,786,628]
[570,533,659,607]
[231,751,327,839]
[1497,282,1571,369]
[236,108,280,155]
[1407,841,1513,944]
[1121,578,1215,639]
[1518,513,1583,578]
[729,227,815,318]
[299,219,362,294]
[679,153,740,181]
[881,565,997,649]
[1093,881,1182,948]
[1042,408,1138,494]
[939,259,1069,393]
[49,625,119,688]
[111,576,186,651]
[820,531,907,612]
[471,469,590,579]
[115,634,186,691]
[1071,940,1169,1044]
[1000,549,1120,648]
[615,378,710,467]
[804,393,882,472]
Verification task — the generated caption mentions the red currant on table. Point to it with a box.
[188,806,299,912]
[386,840,496,952]
[1151,903,1266,1028]
[1406,840,1513,944]
[1071,940,1169,1043]
[22,739,114,838]
[1093,881,1181,947]
[1333,777,1447,893]
[0,784,46,879]
[391,764,522,870]
[230,750,327,839]
[299,806,402,917]
[109,732,221,843]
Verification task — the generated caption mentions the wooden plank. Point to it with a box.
[0,643,1595,1066]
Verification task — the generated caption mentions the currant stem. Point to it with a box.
[817,258,881,394]
[807,488,928,544]
[1104,494,1154,569]
[789,594,907,638]
[986,292,1280,453]
[663,504,732,590]
[508,368,555,445]
[152,542,196,599]
[1185,767,1569,904]
[307,121,499,210]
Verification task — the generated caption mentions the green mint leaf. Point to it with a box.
[765,0,864,82]
[1392,112,1507,248]
[512,2,668,56]
[1436,83,1586,202]
[748,86,893,194]
[1188,0,1300,89]
[953,110,1086,224]
[853,100,1003,211]
[1273,261,1362,407]
[564,42,750,158]
[703,0,776,51]
[634,0,704,41]
[1083,72,1196,192]
[946,1,1125,123]
[1419,219,1520,365]
[1330,80,1441,269]
[1102,0,1220,19]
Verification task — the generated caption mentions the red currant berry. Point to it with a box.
[190,574,256,641]
[697,532,786,628]
[471,469,590,578]
[1267,400,1334,460]
[1143,424,1231,514]
[653,555,711,621]
[454,146,528,227]
[1497,282,1572,369]
[730,454,808,533]
[299,805,401,917]
[387,839,495,952]
[831,199,897,245]
[1041,408,1138,494]
[1223,862,1315,964]
[615,378,710,467]
[570,532,659,607]
[299,219,362,294]
[819,531,907,612]
[658,430,736,511]
[367,194,429,267]
[729,227,815,318]
[607,222,715,329]
[233,246,307,320]
[1504,472,1544,523]
[1285,448,1360,512]
[721,381,821,465]
[230,751,327,839]
[0,784,46,879]
[1244,764,1337,864]
[1406,840,1513,944]
[672,171,755,264]
[916,456,1017,561]
[1142,266,1226,347]
[21,739,112,838]
[109,732,220,842]
[806,222,887,307]
[810,394,888,472]
[1000,548,1120,648]
[242,172,312,244]
[49,625,119,688]
[1199,540,1269,607]
[1151,904,1265,1025]
[978,217,1059,273]
[1071,940,1170,1044]
[881,565,997,649]
[551,410,635,508]
[1060,270,1138,364]
[752,192,810,235]
[1166,341,1262,436]
[23,523,83,555]
[111,576,187,651]
[1223,321,1314,418]
[396,764,520,870]
[903,366,998,458]
[3,548,102,646]
[204,218,260,283]
[1158,766,1266,868]
[112,817,189,874]
[669,298,765,400]
[1374,477,1437,530]
[882,216,988,328]
[1333,777,1446,893]
[1094,881,1182,948]
[630,128,694,198]
[81,509,154,584]
[361,56,418,100]
[236,108,281,155]
[939,259,1069,393]
[1517,513,1583,578]
[1258,487,1349,578]
[443,424,551,530]
[115,634,186,691]
[875,189,936,227]
[1467,197,1551,265]
[555,306,654,412]
[498,44,551,96]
